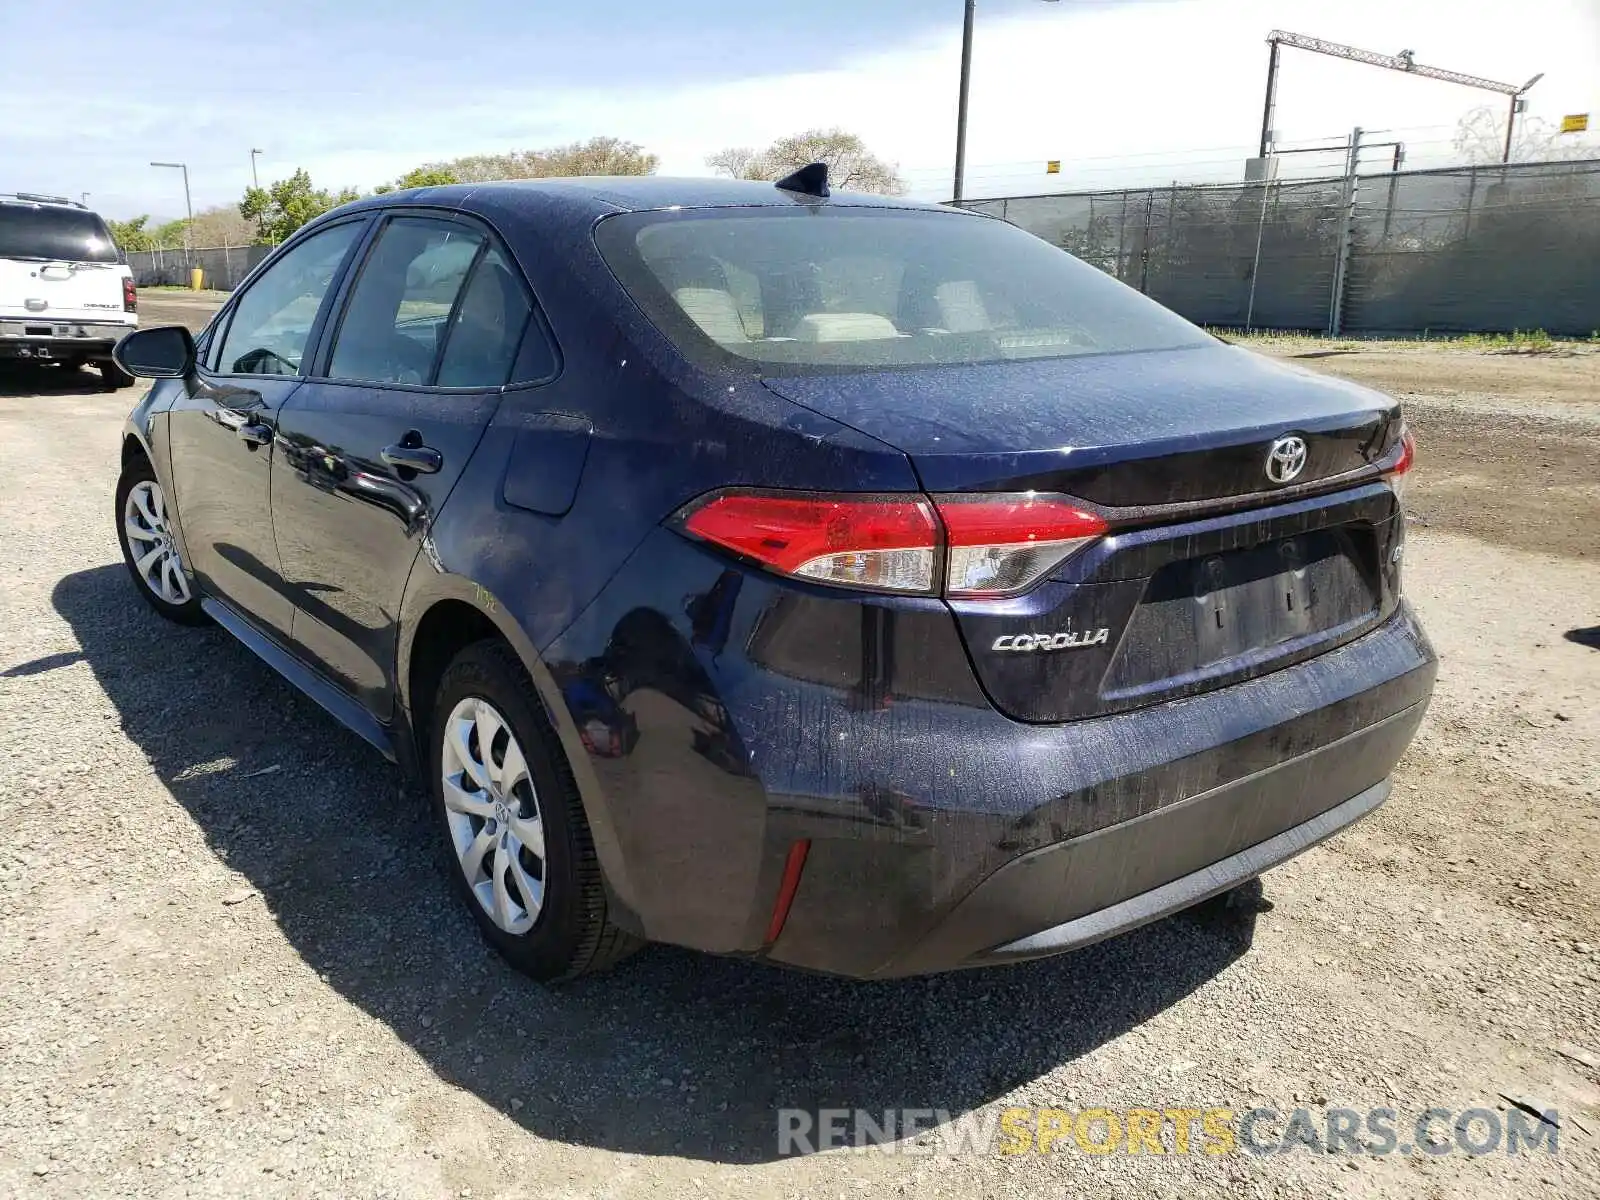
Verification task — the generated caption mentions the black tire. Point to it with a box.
[115,456,207,625]
[429,640,641,982]
[99,359,137,390]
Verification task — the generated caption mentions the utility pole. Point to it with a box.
[952,0,1062,203]
[953,0,977,203]
[1256,32,1537,166]
[150,161,194,268]
[1258,39,1281,157]
[1503,76,1544,163]
[250,148,264,190]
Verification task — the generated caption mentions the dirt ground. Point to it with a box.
[1,311,1596,1199]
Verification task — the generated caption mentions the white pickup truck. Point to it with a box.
[0,193,138,388]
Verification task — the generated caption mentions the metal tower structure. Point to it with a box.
[1257,31,1543,164]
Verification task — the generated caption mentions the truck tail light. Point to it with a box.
[123,277,138,313]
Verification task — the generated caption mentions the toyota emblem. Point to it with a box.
[1265,435,1308,484]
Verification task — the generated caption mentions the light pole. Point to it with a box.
[1504,73,1544,163]
[953,0,1060,204]
[150,161,194,268]
[80,192,90,207]
[250,148,264,190]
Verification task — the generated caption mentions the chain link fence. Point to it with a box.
[125,244,270,291]
[961,159,1600,336]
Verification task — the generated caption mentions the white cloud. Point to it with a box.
[17,0,1598,216]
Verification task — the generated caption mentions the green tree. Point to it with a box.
[707,128,906,195]
[373,165,462,195]
[419,136,659,183]
[240,169,360,243]
[106,216,155,252]
[152,218,190,249]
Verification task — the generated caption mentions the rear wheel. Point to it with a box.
[99,359,137,390]
[115,457,206,625]
[429,640,640,982]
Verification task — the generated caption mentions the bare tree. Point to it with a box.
[707,128,907,195]
[1453,105,1597,164]
[417,137,659,183]
[705,147,761,181]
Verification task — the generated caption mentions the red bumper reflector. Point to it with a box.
[765,839,812,945]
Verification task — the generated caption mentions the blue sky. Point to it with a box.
[6,0,1597,219]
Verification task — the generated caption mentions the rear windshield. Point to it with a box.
[595,206,1209,374]
[0,205,119,263]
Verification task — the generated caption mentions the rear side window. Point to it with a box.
[215,222,362,376]
[595,207,1210,374]
[0,205,118,263]
[327,218,533,389]
[436,246,533,387]
[328,218,482,385]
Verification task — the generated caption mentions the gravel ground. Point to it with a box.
[0,333,1596,1199]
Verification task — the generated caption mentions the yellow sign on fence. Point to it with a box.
[1561,114,1589,134]
[1046,160,1061,174]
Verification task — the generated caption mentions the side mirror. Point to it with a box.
[113,325,196,379]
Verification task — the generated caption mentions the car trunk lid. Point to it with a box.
[761,344,1409,722]
[0,257,129,324]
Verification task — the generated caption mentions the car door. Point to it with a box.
[272,213,534,717]
[164,219,368,639]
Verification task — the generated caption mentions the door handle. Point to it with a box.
[238,422,272,446]
[381,443,443,474]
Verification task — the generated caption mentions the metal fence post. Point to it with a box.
[1137,191,1155,293]
[1245,179,1274,331]
[1328,127,1362,336]
[1118,191,1130,281]
[1463,166,1478,239]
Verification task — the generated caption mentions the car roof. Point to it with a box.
[0,195,93,213]
[336,175,954,223]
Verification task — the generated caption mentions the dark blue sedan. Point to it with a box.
[111,170,1435,980]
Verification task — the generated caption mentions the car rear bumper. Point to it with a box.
[545,527,1438,979]
[0,321,133,360]
[879,734,1407,976]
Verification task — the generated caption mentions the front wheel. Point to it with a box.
[115,458,206,624]
[429,640,640,982]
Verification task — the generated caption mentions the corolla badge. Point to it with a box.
[992,629,1111,652]
[1265,435,1308,484]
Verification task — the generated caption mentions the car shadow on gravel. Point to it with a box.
[0,362,111,397]
[56,562,1260,1165]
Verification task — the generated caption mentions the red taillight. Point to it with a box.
[1384,428,1415,509]
[681,491,939,593]
[1387,428,1415,477]
[677,488,1109,598]
[122,277,137,313]
[934,493,1109,597]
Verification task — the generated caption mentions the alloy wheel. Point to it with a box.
[123,480,191,606]
[440,697,547,934]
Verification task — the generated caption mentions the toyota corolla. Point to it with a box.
[111,168,1435,981]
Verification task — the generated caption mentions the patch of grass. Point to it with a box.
[1450,329,1556,353]
[1213,327,1582,354]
